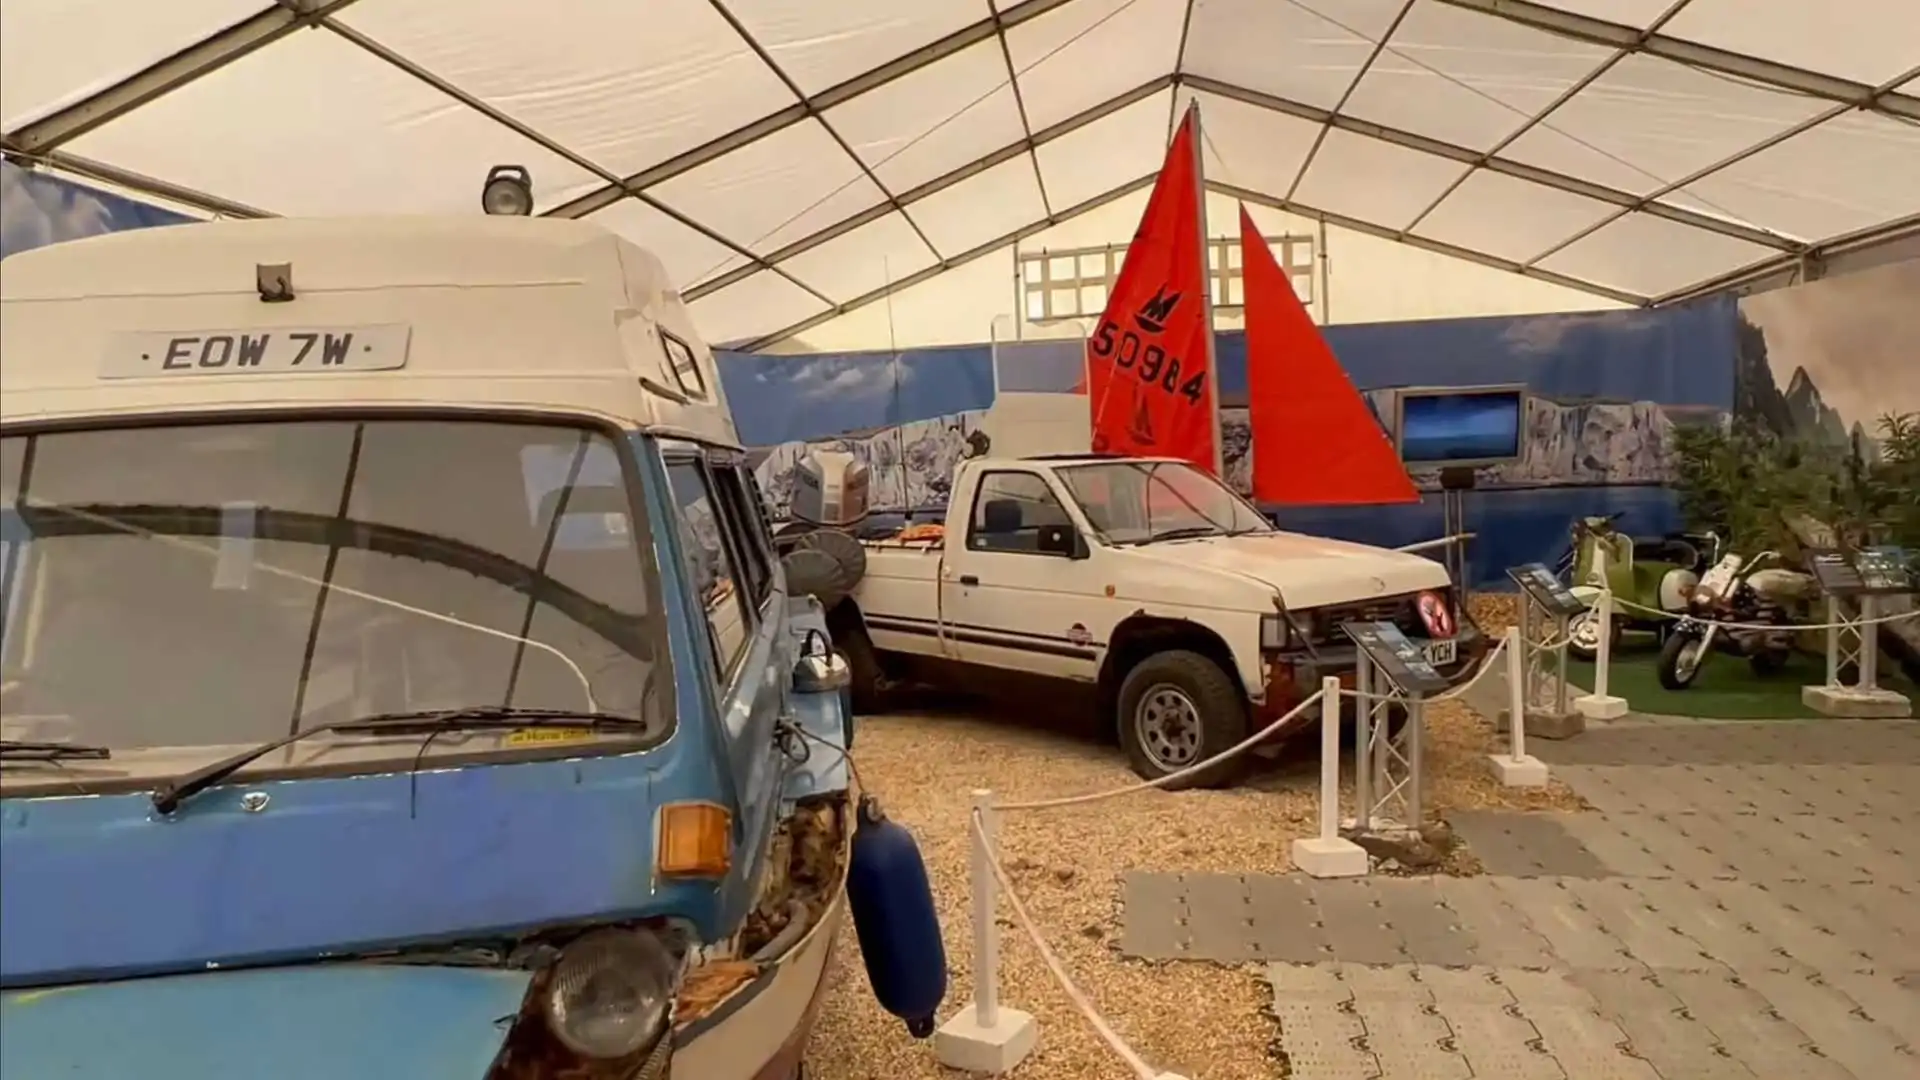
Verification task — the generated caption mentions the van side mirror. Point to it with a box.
[1036,524,1086,559]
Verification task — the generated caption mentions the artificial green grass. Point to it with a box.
[1564,636,1918,720]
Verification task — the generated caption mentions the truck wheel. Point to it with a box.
[839,627,892,716]
[1117,650,1249,790]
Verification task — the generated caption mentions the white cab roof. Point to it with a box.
[0,215,740,445]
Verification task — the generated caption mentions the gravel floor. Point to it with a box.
[803,591,1576,1078]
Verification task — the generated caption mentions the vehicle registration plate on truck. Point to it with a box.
[100,325,411,379]
[1427,639,1456,666]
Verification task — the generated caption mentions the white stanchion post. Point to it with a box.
[1489,625,1549,786]
[934,790,1037,1074]
[1290,679,1369,878]
[1571,541,1628,720]
[1574,584,1628,719]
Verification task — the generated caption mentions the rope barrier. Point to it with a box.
[1607,594,1920,633]
[971,811,1162,1080]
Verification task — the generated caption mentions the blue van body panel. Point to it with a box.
[0,965,532,1080]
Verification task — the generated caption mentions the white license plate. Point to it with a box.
[100,325,411,379]
[1427,639,1457,666]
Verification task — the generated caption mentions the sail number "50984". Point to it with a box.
[1089,320,1207,405]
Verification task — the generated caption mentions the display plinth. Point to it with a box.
[935,1006,1037,1074]
[1802,685,1912,718]
[1291,836,1370,878]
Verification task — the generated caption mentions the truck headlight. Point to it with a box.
[544,929,676,1059]
[1260,613,1291,651]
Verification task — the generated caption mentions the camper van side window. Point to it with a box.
[660,332,708,400]
[664,460,753,677]
[711,465,773,608]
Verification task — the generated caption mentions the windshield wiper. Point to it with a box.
[151,707,651,815]
[0,739,112,762]
[1134,525,1224,545]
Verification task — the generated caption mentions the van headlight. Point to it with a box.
[544,929,676,1059]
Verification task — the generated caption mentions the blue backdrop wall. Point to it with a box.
[720,301,1739,587]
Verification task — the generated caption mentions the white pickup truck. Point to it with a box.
[826,454,1483,787]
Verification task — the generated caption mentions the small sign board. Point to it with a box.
[1506,562,1588,619]
[1806,547,1915,597]
[1340,620,1453,696]
[100,325,412,379]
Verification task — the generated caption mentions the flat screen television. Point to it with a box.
[1393,384,1526,468]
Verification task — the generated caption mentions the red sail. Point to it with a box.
[1083,108,1219,473]
[1241,205,1417,505]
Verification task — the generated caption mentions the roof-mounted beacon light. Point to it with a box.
[482,165,534,216]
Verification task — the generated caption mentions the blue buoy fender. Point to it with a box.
[845,794,947,1038]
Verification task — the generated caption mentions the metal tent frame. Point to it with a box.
[3,0,1915,349]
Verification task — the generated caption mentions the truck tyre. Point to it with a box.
[839,626,892,716]
[1117,650,1249,790]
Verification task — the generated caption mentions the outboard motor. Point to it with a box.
[779,449,873,610]
[790,449,870,529]
[846,795,947,1037]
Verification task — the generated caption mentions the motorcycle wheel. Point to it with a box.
[1657,632,1708,690]
[1567,609,1618,662]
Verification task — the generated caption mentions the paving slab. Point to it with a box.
[1570,969,1757,1079]
[1739,969,1920,1079]
[1270,1000,1379,1080]
[1432,877,1559,969]
[1448,810,1615,878]
[1494,877,1641,970]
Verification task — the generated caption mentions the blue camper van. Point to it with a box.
[0,217,933,1079]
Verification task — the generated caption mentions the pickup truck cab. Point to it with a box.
[832,454,1480,786]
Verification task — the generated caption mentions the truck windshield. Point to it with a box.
[0,418,671,782]
[1057,460,1273,545]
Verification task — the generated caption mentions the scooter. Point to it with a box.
[1561,513,1716,661]
[1656,550,1818,689]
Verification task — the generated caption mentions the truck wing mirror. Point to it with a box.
[1036,524,1087,559]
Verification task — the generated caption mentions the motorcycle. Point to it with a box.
[1656,549,1819,690]
[1560,513,1717,661]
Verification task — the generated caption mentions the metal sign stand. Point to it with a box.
[1352,650,1424,833]
[1341,621,1451,839]
[1803,548,1913,718]
[1506,564,1587,740]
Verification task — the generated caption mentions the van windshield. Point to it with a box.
[0,418,672,782]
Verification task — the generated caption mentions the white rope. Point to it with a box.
[1608,594,1920,633]
[972,811,1159,1080]
[997,690,1326,811]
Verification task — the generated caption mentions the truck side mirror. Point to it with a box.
[1036,524,1086,559]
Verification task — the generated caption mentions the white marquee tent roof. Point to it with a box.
[3,0,1916,350]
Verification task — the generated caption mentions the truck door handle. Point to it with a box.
[959,574,980,586]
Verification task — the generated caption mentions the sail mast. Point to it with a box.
[1184,98,1224,478]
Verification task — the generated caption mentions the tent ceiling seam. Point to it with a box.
[1654,212,1920,305]
[684,76,1174,301]
[1401,0,1695,236]
[736,172,1161,352]
[320,16,834,307]
[1,0,357,154]
[1166,0,1201,141]
[540,0,1082,221]
[1185,75,1799,252]
[699,0,943,271]
[986,0,1057,223]
[1280,0,1418,203]
[1430,0,1920,122]
[1213,179,1647,307]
